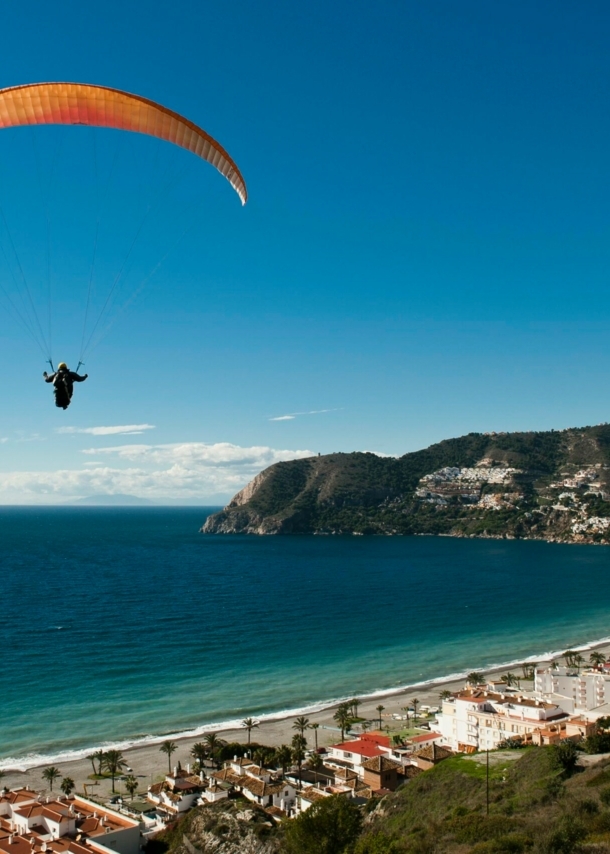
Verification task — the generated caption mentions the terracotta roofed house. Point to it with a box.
[361,755,402,792]
[326,738,386,777]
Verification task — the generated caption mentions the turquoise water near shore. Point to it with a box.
[2,506,610,769]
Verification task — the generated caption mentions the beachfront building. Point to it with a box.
[325,733,390,778]
[535,663,610,713]
[147,767,205,816]
[0,790,140,854]
[436,687,566,752]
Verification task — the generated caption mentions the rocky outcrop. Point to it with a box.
[176,804,281,854]
[202,425,610,543]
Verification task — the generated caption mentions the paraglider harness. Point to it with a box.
[46,360,85,409]
[54,372,71,406]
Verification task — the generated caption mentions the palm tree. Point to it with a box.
[242,717,259,744]
[350,698,361,718]
[124,775,139,801]
[291,734,306,790]
[191,742,207,771]
[574,653,585,672]
[159,740,177,774]
[334,705,351,742]
[401,706,410,724]
[253,747,267,767]
[361,720,371,733]
[411,698,419,724]
[93,749,106,776]
[439,690,452,702]
[521,662,536,680]
[292,716,310,738]
[376,704,385,729]
[103,750,127,793]
[60,777,74,796]
[310,722,320,751]
[467,672,486,687]
[307,752,324,785]
[204,732,224,750]
[590,651,606,668]
[274,744,292,777]
[87,754,97,777]
[204,733,226,768]
[501,672,518,687]
[563,650,577,668]
[42,766,61,791]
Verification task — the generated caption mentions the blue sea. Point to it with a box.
[2,506,610,769]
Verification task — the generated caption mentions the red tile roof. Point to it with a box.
[360,733,391,748]
[408,732,442,744]
[331,740,384,758]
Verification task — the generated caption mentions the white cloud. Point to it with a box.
[57,424,156,436]
[269,408,342,422]
[0,441,314,503]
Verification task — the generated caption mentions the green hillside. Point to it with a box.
[203,425,610,543]
[153,747,610,853]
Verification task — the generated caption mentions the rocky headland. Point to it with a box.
[202,425,610,544]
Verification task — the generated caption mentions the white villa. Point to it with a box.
[211,758,297,815]
[147,767,205,816]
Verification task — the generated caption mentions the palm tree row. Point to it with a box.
[563,650,585,670]
[82,749,130,793]
[191,733,228,770]
[40,768,80,796]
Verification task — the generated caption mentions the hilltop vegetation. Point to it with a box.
[153,747,610,853]
[203,425,610,543]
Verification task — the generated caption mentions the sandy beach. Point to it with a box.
[5,637,610,799]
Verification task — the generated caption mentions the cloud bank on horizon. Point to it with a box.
[0,441,314,503]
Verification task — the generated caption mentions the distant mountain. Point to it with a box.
[68,494,155,506]
[202,424,610,544]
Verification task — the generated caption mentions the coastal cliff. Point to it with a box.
[202,424,610,543]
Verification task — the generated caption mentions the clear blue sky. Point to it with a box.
[1,0,610,502]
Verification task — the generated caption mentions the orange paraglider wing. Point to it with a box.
[0,82,247,204]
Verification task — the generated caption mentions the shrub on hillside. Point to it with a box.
[283,795,362,854]
[584,732,610,754]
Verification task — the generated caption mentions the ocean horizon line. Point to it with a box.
[4,632,609,773]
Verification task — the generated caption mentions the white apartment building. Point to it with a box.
[0,790,140,854]
[535,664,610,712]
[436,688,565,752]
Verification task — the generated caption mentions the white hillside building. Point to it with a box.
[535,664,610,712]
[436,688,565,752]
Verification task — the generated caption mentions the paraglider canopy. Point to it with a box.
[0,82,247,205]
[0,81,246,374]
